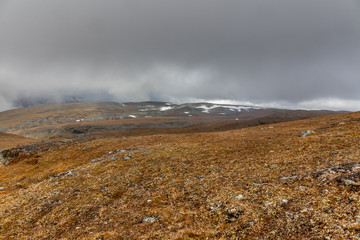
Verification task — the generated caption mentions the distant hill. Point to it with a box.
[0,101,343,138]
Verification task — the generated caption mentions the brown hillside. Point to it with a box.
[1,112,360,239]
[0,132,34,150]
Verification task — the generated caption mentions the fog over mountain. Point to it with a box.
[0,0,359,111]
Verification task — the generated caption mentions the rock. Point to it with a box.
[339,122,345,125]
[54,170,76,178]
[0,149,10,165]
[196,175,205,179]
[124,155,132,161]
[143,217,157,223]
[344,179,360,186]
[235,194,244,200]
[82,146,91,151]
[226,208,244,221]
[280,175,298,180]
[209,202,223,212]
[91,158,102,163]
[0,187,4,191]
[301,130,316,137]
[269,150,275,153]
[253,182,267,187]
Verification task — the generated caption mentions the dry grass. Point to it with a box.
[0,112,360,239]
[0,132,34,151]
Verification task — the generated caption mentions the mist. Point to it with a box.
[0,0,359,111]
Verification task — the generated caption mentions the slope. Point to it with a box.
[0,111,360,239]
[0,132,34,150]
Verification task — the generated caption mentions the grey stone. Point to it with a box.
[235,194,244,200]
[91,158,102,163]
[280,175,298,180]
[143,217,157,223]
[301,130,316,137]
[253,182,267,187]
[54,170,76,178]
[344,179,358,185]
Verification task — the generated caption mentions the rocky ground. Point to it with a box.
[0,111,360,239]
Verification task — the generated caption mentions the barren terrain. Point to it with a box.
[0,103,357,239]
[0,102,340,139]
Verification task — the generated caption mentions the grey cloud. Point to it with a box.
[0,0,359,110]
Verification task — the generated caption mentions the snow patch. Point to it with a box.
[195,104,221,113]
[221,105,254,112]
[160,106,173,111]
[128,115,137,118]
[196,104,255,113]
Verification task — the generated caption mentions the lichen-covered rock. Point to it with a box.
[0,149,10,165]
[301,130,316,137]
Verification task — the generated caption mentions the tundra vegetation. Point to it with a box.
[0,103,358,239]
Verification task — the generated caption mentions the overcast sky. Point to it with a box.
[0,0,359,111]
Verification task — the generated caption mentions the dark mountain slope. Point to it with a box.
[0,102,341,139]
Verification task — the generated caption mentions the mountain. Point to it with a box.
[0,110,359,239]
[0,101,341,138]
